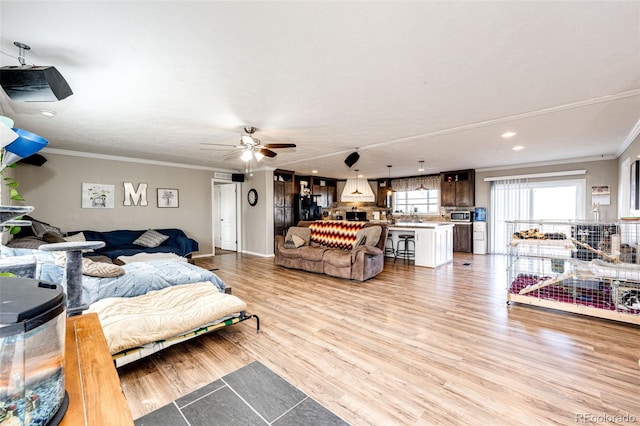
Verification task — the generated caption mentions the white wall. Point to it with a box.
[241,169,274,256]
[15,153,217,254]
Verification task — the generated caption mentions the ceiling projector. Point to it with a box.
[0,65,73,102]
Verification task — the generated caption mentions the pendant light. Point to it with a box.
[386,165,395,195]
[415,161,426,191]
[351,169,363,195]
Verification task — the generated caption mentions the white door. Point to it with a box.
[220,184,237,251]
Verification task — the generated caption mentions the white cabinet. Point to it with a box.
[414,225,453,268]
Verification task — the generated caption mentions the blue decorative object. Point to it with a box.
[2,127,48,170]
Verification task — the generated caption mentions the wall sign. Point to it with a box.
[123,182,148,206]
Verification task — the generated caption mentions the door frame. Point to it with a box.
[211,178,242,255]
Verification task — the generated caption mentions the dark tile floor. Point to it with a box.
[135,361,349,426]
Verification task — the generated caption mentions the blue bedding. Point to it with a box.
[0,246,226,305]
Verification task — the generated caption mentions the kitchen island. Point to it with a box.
[388,222,454,268]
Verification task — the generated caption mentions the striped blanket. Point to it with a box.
[308,220,366,250]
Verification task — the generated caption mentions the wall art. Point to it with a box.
[157,188,179,208]
[82,183,115,208]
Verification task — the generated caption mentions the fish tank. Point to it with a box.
[0,277,67,426]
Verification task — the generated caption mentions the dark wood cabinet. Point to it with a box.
[453,223,473,253]
[312,178,336,208]
[440,169,475,207]
[274,170,296,237]
[377,179,391,208]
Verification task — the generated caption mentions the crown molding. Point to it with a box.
[42,148,239,172]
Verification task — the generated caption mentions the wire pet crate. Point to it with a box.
[506,219,640,324]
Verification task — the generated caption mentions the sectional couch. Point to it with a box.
[274,220,388,281]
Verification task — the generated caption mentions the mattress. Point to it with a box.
[87,281,248,359]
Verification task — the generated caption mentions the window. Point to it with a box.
[489,178,585,253]
[393,189,439,214]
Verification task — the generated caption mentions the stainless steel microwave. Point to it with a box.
[450,211,472,222]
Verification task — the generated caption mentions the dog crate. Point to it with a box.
[506,219,640,325]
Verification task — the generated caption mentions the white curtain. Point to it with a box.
[489,178,530,254]
[391,175,440,191]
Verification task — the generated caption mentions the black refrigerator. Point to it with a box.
[294,194,322,223]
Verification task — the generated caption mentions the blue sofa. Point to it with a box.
[69,228,199,260]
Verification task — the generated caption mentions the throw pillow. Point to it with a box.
[283,239,296,249]
[54,253,125,277]
[291,234,306,248]
[284,226,311,246]
[43,232,66,243]
[354,226,382,248]
[353,235,367,250]
[133,230,169,248]
[63,232,94,252]
[31,220,63,239]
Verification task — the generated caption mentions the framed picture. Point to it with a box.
[82,183,115,208]
[157,188,179,208]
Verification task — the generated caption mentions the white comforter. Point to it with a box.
[88,281,247,354]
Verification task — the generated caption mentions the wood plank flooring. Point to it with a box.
[118,253,640,425]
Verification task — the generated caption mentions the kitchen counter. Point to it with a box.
[386,223,453,267]
[390,222,455,229]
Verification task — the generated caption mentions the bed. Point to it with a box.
[0,245,259,366]
[88,281,259,367]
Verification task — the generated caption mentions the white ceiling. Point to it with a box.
[0,1,638,180]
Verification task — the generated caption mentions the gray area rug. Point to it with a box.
[134,361,349,426]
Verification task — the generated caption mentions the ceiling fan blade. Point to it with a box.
[223,150,243,161]
[259,148,278,158]
[263,143,296,149]
[200,142,237,147]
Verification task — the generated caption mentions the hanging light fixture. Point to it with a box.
[386,165,395,195]
[415,161,426,191]
[351,169,363,195]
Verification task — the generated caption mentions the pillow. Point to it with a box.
[353,226,382,249]
[7,236,46,250]
[63,232,94,252]
[31,220,62,238]
[353,235,367,250]
[284,226,311,246]
[55,253,125,277]
[43,232,66,243]
[283,235,305,249]
[133,230,169,248]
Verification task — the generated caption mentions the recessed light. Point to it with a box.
[39,109,56,118]
[512,145,524,151]
[502,131,517,138]
[312,170,318,174]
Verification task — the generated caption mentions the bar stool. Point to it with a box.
[395,234,415,264]
[384,233,395,257]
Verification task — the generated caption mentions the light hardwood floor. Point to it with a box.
[118,253,640,425]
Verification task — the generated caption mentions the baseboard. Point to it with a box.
[241,250,275,258]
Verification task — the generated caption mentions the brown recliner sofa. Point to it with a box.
[274,220,388,281]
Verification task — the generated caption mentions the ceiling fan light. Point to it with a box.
[241,135,254,145]
[254,151,264,161]
[241,149,253,162]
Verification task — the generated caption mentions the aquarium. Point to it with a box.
[0,277,67,426]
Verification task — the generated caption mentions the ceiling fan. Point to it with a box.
[201,126,296,162]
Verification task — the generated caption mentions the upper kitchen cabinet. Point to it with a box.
[377,179,391,208]
[312,177,337,208]
[440,169,475,207]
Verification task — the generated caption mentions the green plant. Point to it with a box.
[2,163,25,235]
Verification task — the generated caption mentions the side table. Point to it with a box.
[61,313,134,425]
